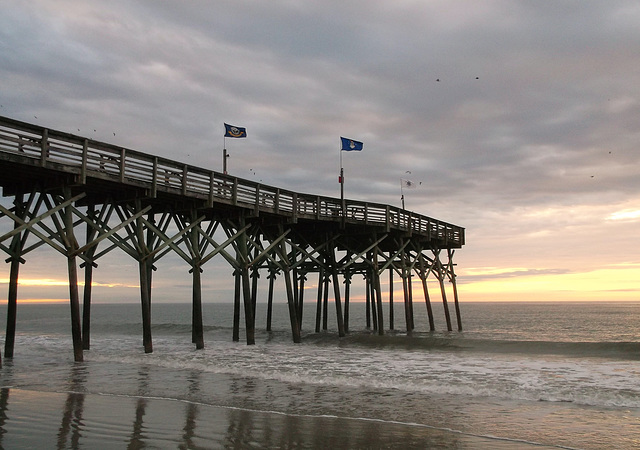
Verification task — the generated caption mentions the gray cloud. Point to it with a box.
[2,1,640,300]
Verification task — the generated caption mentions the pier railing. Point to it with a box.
[0,115,464,247]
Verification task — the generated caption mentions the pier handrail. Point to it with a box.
[0,115,464,247]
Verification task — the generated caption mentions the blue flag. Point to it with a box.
[224,123,247,138]
[340,137,363,151]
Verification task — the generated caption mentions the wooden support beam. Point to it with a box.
[315,268,323,333]
[388,263,394,330]
[339,234,388,271]
[418,253,435,331]
[372,248,384,335]
[237,222,255,345]
[297,271,305,328]
[282,264,302,343]
[434,249,452,332]
[401,248,412,335]
[329,250,345,337]
[191,218,204,349]
[138,213,201,264]
[448,249,463,331]
[365,274,371,329]
[322,274,329,331]
[369,270,377,331]
[0,193,86,256]
[64,188,83,362]
[408,270,415,331]
[233,270,241,342]
[192,263,204,349]
[266,267,277,332]
[343,272,351,334]
[199,224,251,268]
[4,194,27,360]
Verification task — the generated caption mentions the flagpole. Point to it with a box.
[223,135,228,174]
[340,145,345,223]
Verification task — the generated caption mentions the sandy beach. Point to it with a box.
[0,387,543,449]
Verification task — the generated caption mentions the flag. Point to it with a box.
[224,123,247,138]
[340,137,363,151]
[401,178,420,189]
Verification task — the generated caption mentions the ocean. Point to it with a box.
[0,301,638,449]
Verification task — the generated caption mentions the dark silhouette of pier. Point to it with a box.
[0,115,464,362]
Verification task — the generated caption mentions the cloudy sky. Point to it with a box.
[2,0,640,304]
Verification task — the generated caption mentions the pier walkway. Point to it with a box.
[0,115,464,362]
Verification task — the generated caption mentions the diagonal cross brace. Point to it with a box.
[0,193,86,244]
[140,215,205,264]
[247,229,291,269]
[72,205,153,257]
[340,234,388,271]
[199,224,251,268]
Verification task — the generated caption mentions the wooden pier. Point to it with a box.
[0,115,465,362]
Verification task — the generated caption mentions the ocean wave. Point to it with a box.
[337,332,640,360]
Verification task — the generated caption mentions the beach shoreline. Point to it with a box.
[0,387,555,449]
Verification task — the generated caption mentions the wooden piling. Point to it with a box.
[241,266,255,345]
[64,190,83,362]
[365,276,372,329]
[448,249,463,331]
[192,264,204,349]
[344,272,351,333]
[372,250,384,335]
[4,251,21,359]
[388,266,394,331]
[5,254,20,359]
[322,275,329,331]
[250,266,259,324]
[81,204,99,351]
[402,269,411,334]
[315,269,323,333]
[369,271,378,331]
[82,260,93,350]
[297,272,305,328]
[238,224,255,345]
[418,254,435,331]
[435,250,453,332]
[330,260,345,337]
[139,259,153,353]
[4,194,25,359]
[283,267,301,343]
[408,272,415,331]
[266,268,276,332]
[233,270,241,342]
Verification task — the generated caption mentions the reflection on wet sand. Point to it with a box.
[0,374,468,448]
[57,363,87,449]
[0,388,9,445]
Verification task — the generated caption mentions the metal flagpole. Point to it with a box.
[340,145,345,223]
[223,136,228,174]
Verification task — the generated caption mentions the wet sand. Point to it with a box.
[0,387,551,449]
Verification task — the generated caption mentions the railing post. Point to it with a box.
[232,178,238,205]
[119,148,126,183]
[292,193,298,223]
[40,128,48,166]
[151,157,158,198]
[181,165,188,196]
[254,184,261,216]
[80,139,88,184]
[205,172,213,206]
